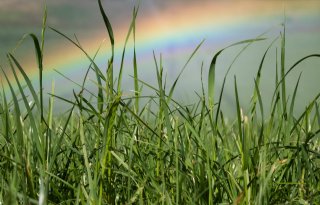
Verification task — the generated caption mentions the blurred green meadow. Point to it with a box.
[0,0,320,204]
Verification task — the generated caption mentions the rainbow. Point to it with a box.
[1,0,319,95]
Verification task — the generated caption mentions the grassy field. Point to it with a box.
[1,1,320,204]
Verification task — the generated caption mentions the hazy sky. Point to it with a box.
[1,1,319,56]
[1,0,319,113]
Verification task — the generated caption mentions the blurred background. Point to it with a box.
[0,0,319,115]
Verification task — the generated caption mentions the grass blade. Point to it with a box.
[208,38,265,108]
[117,5,139,92]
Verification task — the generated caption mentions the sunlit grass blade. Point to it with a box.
[290,93,320,135]
[254,78,265,151]
[7,56,42,170]
[98,0,114,48]
[250,37,278,118]
[280,27,287,120]
[1,69,23,147]
[132,6,139,113]
[272,53,320,107]
[49,27,106,82]
[0,85,12,143]
[28,34,45,123]
[53,69,97,98]
[48,81,54,131]
[289,73,302,120]
[98,0,115,97]
[254,79,265,121]
[79,114,95,202]
[316,102,320,126]
[49,28,108,114]
[117,5,139,92]
[168,40,204,102]
[8,54,40,111]
[208,49,223,109]
[48,103,75,171]
[234,76,245,168]
[213,37,267,130]
[208,38,266,108]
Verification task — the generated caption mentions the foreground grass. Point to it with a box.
[1,1,320,204]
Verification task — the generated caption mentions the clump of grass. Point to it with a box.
[1,1,320,204]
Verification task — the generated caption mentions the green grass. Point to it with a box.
[1,1,320,204]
